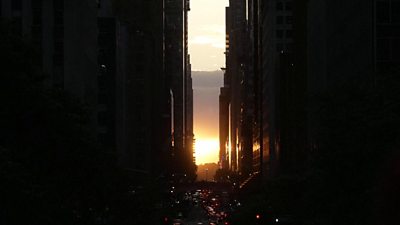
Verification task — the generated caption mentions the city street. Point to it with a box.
[166,182,235,225]
[183,204,210,225]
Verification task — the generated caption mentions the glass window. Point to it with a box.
[285,1,292,10]
[392,2,400,23]
[277,16,284,24]
[12,0,22,11]
[376,38,391,60]
[276,29,284,38]
[276,43,283,52]
[276,1,283,11]
[286,30,293,38]
[376,1,390,23]
[286,16,293,24]
[393,38,400,60]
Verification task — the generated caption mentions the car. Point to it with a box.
[172,218,184,225]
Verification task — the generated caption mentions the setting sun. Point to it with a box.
[195,139,219,165]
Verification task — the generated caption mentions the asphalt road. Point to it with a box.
[182,204,210,225]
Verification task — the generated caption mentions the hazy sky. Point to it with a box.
[193,71,223,164]
[189,1,228,164]
[189,0,229,71]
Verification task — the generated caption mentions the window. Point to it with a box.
[285,1,292,10]
[53,0,64,10]
[286,16,293,24]
[276,43,283,52]
[286,30,293,38]
[276,29,284,38]
[98,111,108,125]
[287,43,293,52]
[276,1,283,11]
[12,0,22,11]
[376,38,391,60]
[376,1,390,23]
[277,16,283,24]
[392,39,400,60]
[53,53,64,66]
[33,10,42,25]
[54,10,63,25]
[392,2,400,23]
[54,41,64,53]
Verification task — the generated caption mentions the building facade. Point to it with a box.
[0,0,100,136]
[165,0,195,176]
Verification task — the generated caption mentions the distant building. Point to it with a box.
[185,55,196,173]
[219,84,230,170]
[218,7,232,171]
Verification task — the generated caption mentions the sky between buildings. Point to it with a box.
[189,0,229,71]
[189,0,229,165]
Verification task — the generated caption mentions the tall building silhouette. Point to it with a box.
[97,0,117,148]
[0,0,100,136]
[165,0,195,176]
[114,0,165,174]
[165,0,185,171]
[220,0,256,176]
[0,0,172,175]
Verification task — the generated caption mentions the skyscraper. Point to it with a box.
[165,0,185,171]
[0,0,99,135]
[113,0,165,173]
[221,0,254,175]
[165,0,195,175]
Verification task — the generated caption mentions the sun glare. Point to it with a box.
[195,139,219,165]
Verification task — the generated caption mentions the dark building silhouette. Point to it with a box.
[257,0,308,177]
[185,55,195,172]
[221,0,313,181]
[219,72,230,170]
[165,0,185,170]
[220,0,254,176]
[165,0,195,176]
[97,0,117,148]
[0,0,177,175]
[114,0,166,174]
[307,0,400,161]
[218,7,232,171]
[0,0,100,138]
[222,0,399,193]
[184,1,196,176]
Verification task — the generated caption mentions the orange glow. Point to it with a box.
[195,138,219,165]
